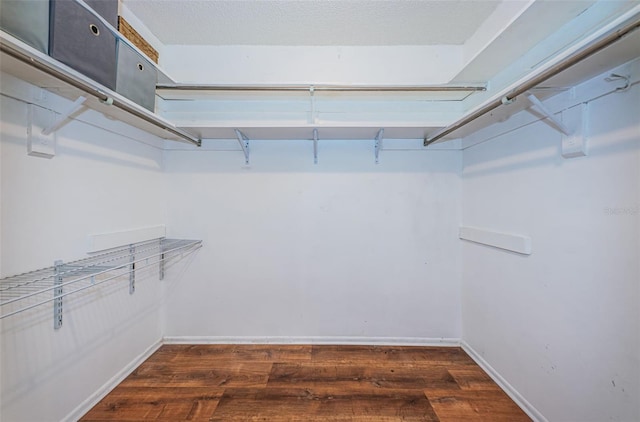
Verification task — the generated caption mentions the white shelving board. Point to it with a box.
[0,30,200,146]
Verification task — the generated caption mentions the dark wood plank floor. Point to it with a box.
[81,345,531,421]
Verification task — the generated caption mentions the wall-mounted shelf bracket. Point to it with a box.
[129,245,136,294]
[374,129,384,164]
[234,129,250,164]
[561,102,589,159]
[309,86,317,124]
[526,93,572,136]
[42,96,88,135]
[313,128,319,164]
[159,252,165,280]
[53,260,63,329]
[27,104,57,158]
[0,238,202,329]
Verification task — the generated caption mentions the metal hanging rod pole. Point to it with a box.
[0,41,201,147]
[424,13,640,147]
[156,84,487,93]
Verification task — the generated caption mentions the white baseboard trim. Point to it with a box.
[61,339,163,422]
[460,340,547,422]
[163,336,461,347]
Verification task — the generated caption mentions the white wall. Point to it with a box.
[163,140,462,341]
[461,68,639,420]
[2,34,636,422]
[161,45,462,85]
[0,80,167,421]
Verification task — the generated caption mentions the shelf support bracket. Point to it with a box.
[375,128,384,164]
[42,96,88,135]
[309,86,317,124]
[159,239,165,280]
[526,93,571,136]
[560,102,589,159]
[234,129,250,164]
[159,254,165,280]
[54,260,63,329]
[129,244,135,295]
[313,128,319,164]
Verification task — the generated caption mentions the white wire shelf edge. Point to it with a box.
[0,238,202,321]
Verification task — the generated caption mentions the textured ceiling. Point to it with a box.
[122,0,501,46]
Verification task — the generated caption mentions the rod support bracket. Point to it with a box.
[501,96,515,105]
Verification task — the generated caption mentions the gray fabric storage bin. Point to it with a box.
[0,0,50,53]
[116,40,156,112]
[49,0,117,90]
[84,0,118,28]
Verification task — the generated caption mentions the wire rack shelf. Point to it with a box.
[0,238,202,328]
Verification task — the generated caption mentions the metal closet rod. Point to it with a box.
[0,42,201,147]
[424,15,640,147]
[156,84,487,92]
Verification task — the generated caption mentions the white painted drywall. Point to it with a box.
[122,0,499,47]
[162,140,462,341]
[0,79,167,421]
[160,45,462,85]
[461,70,639,420]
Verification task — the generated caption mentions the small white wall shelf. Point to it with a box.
[0,238,202,329]
[459,226,532,255]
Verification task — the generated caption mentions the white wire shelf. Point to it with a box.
[0,238,202,328]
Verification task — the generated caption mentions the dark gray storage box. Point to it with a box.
[116,40,157,112]
[84,0,118,28]
[49,0,118,90]
[0,0,50,53]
